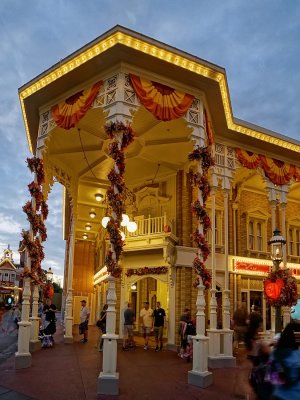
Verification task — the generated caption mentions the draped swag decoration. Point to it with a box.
[204,109,215,145]
[236,148,300,185]
[51,81,102,130]
[129,74,194,121]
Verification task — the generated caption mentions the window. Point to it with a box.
[10,273,15,281]
[4,273,9,281]
[246,211,268,253]
[288,225,300,257]
[206,209,223,246]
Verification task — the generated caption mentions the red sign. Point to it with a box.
[235,261,271,274]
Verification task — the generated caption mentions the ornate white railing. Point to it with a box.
[125,214,170,237]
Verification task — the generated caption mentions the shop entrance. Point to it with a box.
[128,276,168,346]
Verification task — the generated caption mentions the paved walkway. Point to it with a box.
[0,318,255,400]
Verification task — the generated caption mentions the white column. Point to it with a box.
[223,188,231,330]
[208,184,235,367]
[98,275,119,395]
[189,125,213,387]
[167,266,176,349]
[64,214,76,343]
[188,283,213,387]
[15,276,32,368]
[29,284,40,351]
[209,185,217,330]
[268,191,277,334]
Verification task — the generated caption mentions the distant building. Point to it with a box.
[0,245,22,305]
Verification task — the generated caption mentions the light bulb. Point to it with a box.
[120,231,126,241]
[127,221,137,233]
[95,193,103,202]
[121,213,130,227]
[89,211,96,219]
[82,233,88,240]
[101,216,110,228]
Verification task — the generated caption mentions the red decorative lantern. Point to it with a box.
[264,278,284,300]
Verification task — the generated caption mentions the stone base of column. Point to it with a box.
[166,344,177,352]
[15,352,32,369]
[208,356,236,368]
[29,340,40,352]
[64,335,74,344]
[97,372,119,395]
[188,370,213,388]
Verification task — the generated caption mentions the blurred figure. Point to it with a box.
[270,323,300,400]
[232,301,248,350]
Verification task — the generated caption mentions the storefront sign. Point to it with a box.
[234,261,271,274]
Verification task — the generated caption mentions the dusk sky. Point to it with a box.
[0,0,299,282]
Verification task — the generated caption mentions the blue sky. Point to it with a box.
[0,0,299,281]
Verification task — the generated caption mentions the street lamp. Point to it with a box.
[268,228,286,333]
[46,267,53,282]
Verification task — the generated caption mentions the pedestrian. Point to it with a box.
[12,304,21,329]
[153,301,165,352]
[42,298,57,335]
[268,323,300,400]
[79,299,90,343]
[178,308,190,357]
[97,304,108,351]
[139,301,153,350]
[123,303,135,350]
[232,301,248,350]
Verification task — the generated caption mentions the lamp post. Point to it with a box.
[268,228,286,334]
[46,267,53,282]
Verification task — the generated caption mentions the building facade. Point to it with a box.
[18,26,300,353]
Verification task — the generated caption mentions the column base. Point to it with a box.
[15,352,32,369]
[64,335,74,344]
[29,340,41,352]
[208,356,236,368]
[188,370,213,388]
[97,372,119,395]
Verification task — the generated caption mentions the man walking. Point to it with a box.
[79,299,90,343]
[123,303,135,350]
[140,301,153,350]
[153,301,166,352]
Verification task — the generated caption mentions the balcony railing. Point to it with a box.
[125,213,170,238]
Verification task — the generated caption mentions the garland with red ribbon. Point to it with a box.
[21,157,48,284]
[125,266,168,277]
[104,121,134,277]
[189,145,214,288]
[263,268,298,307]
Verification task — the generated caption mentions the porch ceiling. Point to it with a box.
[46,104,193,241]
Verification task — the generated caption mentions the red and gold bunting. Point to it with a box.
[259,155,296,185]
[51,81,102,130]
[236,148,300,186]
[235,148,260,169]
[129,74,194,121]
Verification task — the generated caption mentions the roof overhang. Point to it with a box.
[19,25,300,157]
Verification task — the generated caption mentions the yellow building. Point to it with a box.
[18,27,300,375]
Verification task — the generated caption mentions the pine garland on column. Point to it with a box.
[189,146,214,288]
[21,157,48,285]
[104,121,134,277]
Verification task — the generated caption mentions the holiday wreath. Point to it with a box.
[263,268,298,307]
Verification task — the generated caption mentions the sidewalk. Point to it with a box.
[0,319,255,400]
